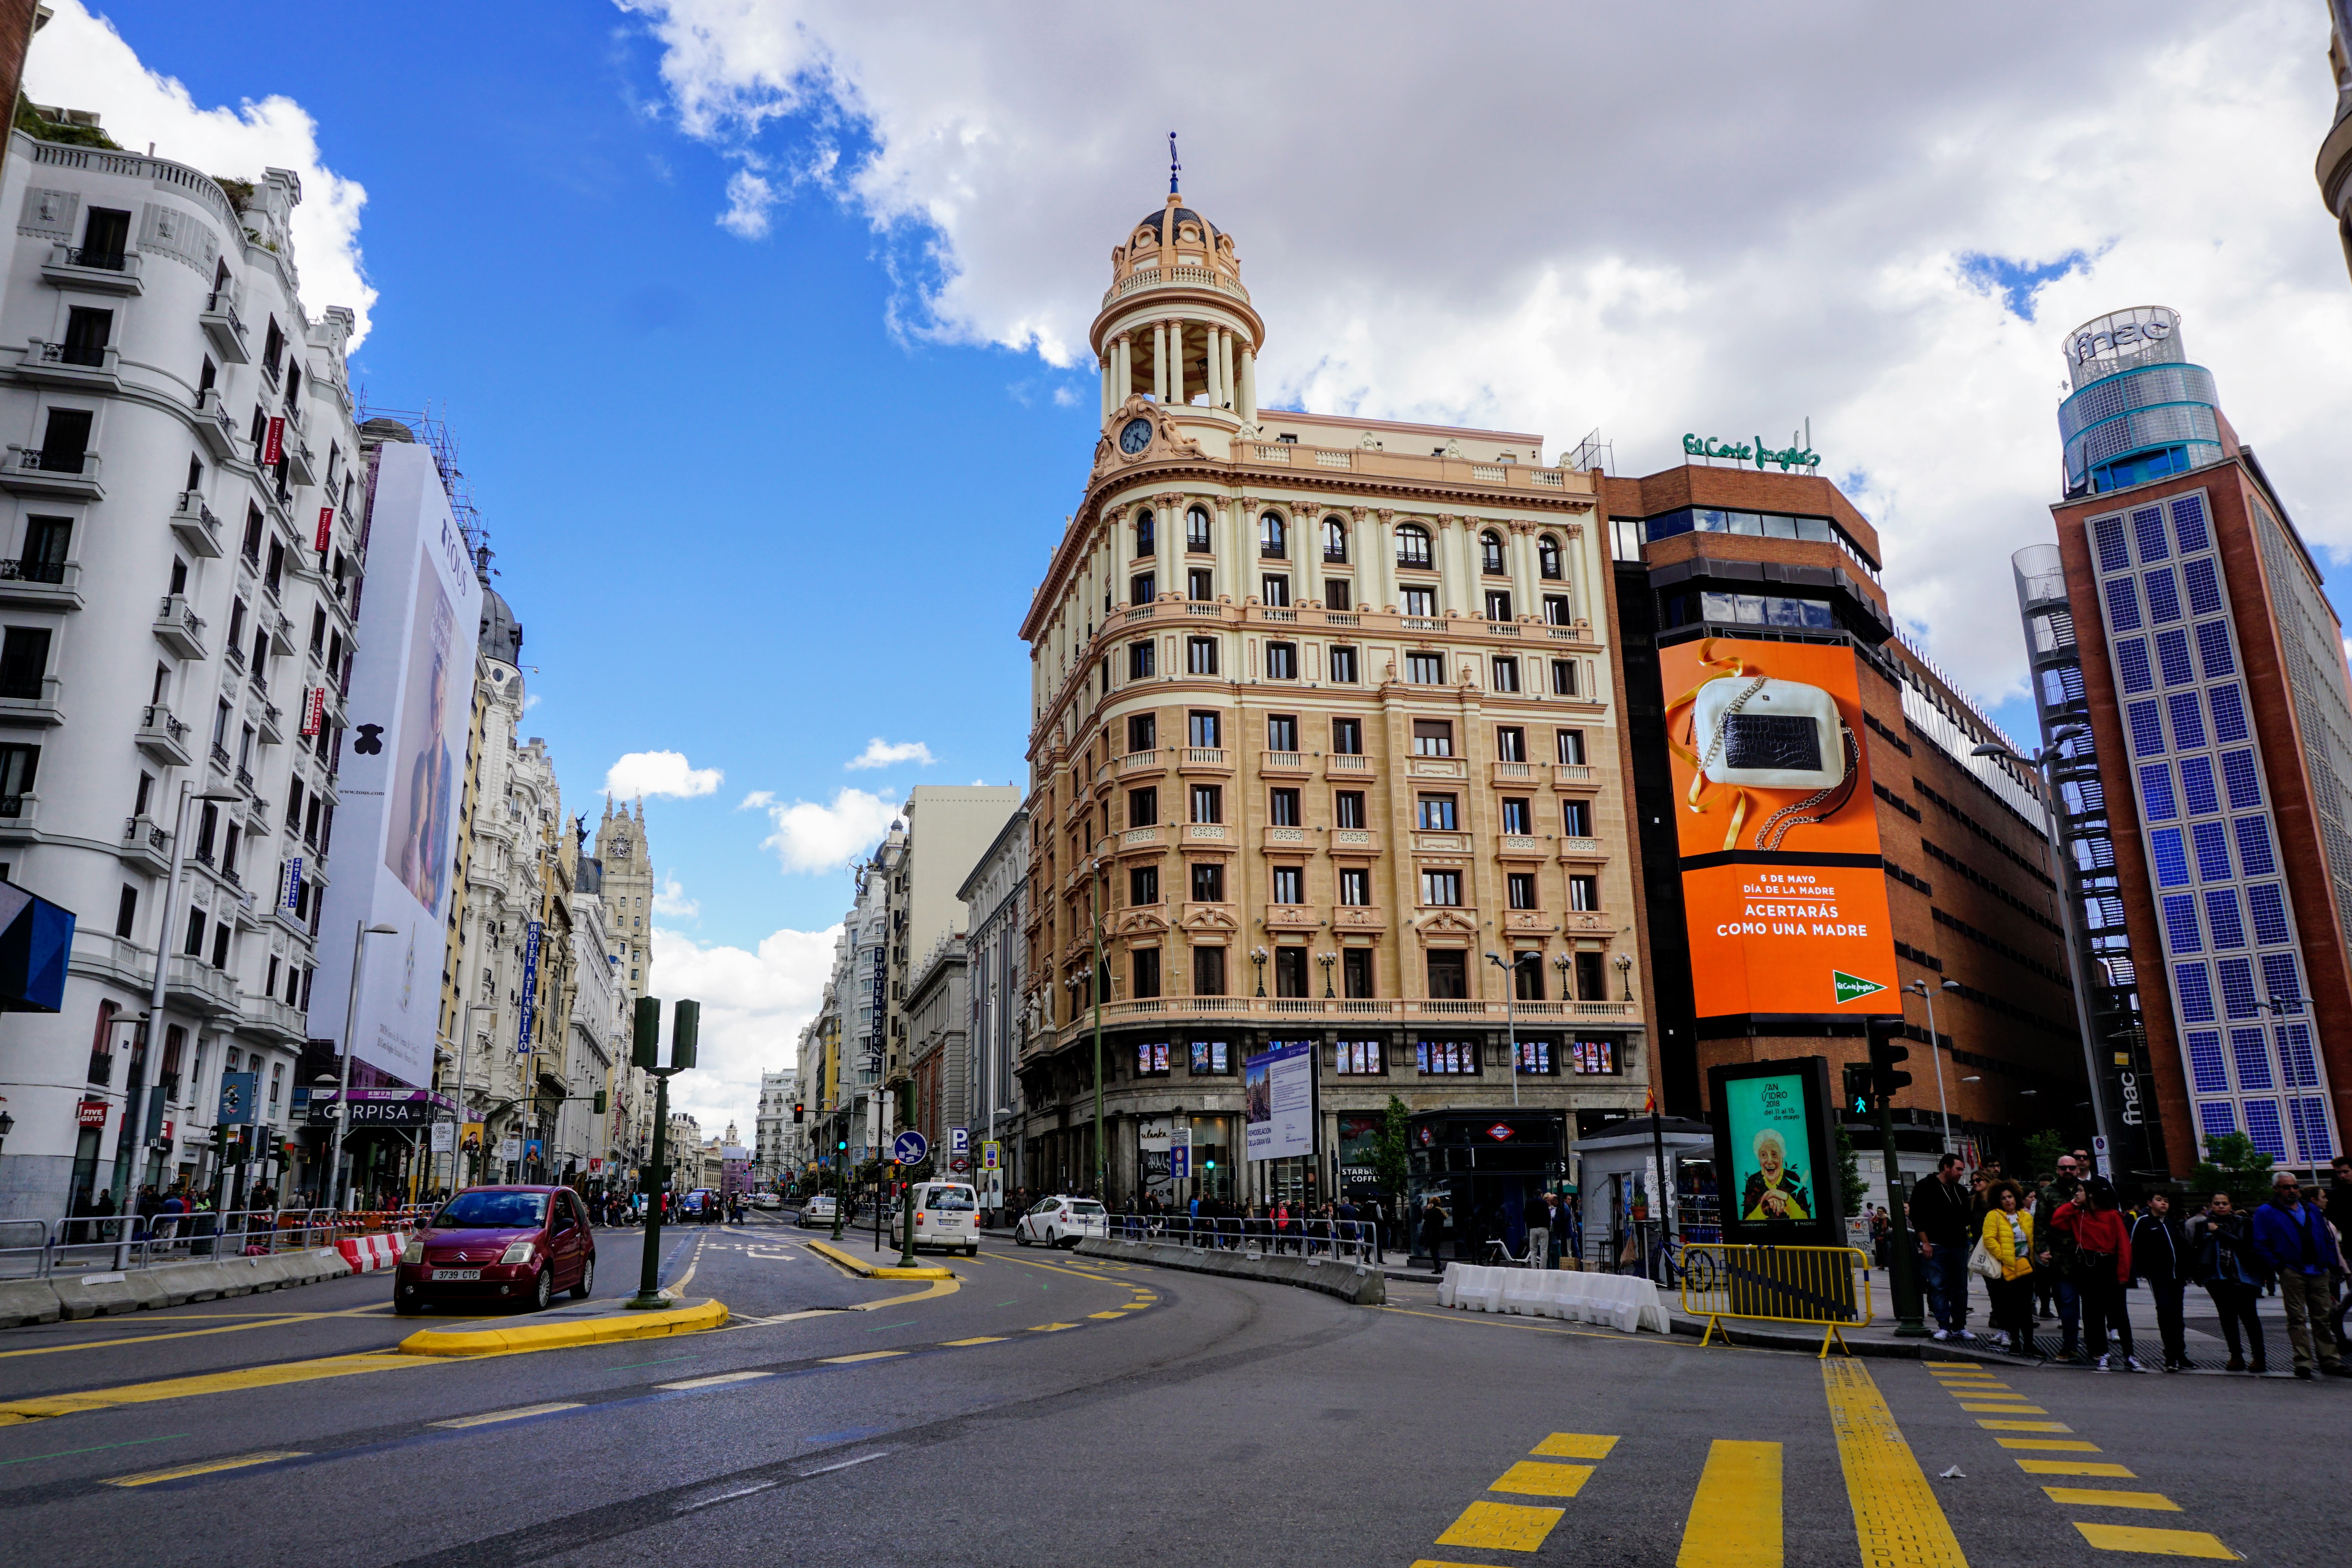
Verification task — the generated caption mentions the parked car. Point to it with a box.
[396,1186,596,1315]
[1014,1195,1108,1250]
[894,1182,981,1257]
[800,1193,837,1227]
[751,1192,781,1210]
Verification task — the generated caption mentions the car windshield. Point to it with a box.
[927,1188,977,1211]
[437,1192,547,1229]
[1069,1201,1106,1215]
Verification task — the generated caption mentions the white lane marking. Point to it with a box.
[429,1402,584,1429]
[675,1480,777,1512]
[797,1450,892,1477]
[656,1371,774,1390]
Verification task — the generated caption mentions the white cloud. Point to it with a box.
[754,787,898,873]
[844,737,934,771]
[649,923,840,1132]
[24,0,377,348]
[652,875,700,920]
[737,789,776,810]
[717,165,777,237]
[620,0,2352,707]
[605,749,723,799]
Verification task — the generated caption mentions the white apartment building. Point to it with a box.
[0,129,366,1220]
[754,1066,796,1185]
[958,803,1028,1200]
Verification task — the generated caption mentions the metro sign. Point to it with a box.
[1486,1123,1516,1142]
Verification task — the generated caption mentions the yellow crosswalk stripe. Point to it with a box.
[1979,1419,2071,1431]
[1087,1312,1126,1319]
[1996,1438,2101,1452]
[103,1450,304,1486]
[940,1337,1006,1346]
[2071,1523,2236,1558]
[1959,1403,2047,1414]
[1822,1361,1967,1568]
[1028,1323,1080,1332]
[816,1352,903,1365]
[2044,1487,2180,1511]
[1435,1500,1563,1552]
[1411,1561,1514,1568]
[1676,1439,1782,1568]
[1487,1461,1592,1498]
[2018,1459,2135,1477]
[1531,1432,1619,1459]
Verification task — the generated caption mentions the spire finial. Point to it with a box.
[1168,130,1180,196]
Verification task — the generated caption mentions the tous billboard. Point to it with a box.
[1660,636,1899,1018]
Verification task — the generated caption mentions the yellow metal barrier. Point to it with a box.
[1677,1244,1874,1358]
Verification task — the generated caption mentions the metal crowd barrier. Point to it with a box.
[0,1207,421,1281]
[1676,1243,1875,1358]
[1105,1213,1380,1266]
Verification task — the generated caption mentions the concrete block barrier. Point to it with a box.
[0,1278,62,1326]
[1075,1236,1386,1306]
[1437,1263,1667,1332]
[14,1246,354,1324]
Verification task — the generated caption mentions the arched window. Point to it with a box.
[1135,510,1156,557]
[1323,515,1348,563]
[1538,533,1563,580]
[1480,530,1506,575]
[1186,506,1212,552]
[1395,523,1433,570]
[1259,512,1287,560]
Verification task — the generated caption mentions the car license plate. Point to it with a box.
[430,1268,482,1281]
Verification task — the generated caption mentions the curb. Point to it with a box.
[1665,1314,2022,1365]
[395,1297,728,1357]
[1075,1236,1387,1306]
[803,1240,954,1280]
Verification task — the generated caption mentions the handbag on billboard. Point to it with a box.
[1686,672,1861,850]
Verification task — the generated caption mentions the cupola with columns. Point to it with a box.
[1092,184,1265,427]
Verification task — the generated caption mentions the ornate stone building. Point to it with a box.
[594,797,656,1171]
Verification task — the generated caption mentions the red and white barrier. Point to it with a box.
[337,1233,403,1273]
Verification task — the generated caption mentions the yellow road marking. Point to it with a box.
[1435,1499,1563,1551]
[1532,1433,1619,1459]
[1959,1403,2047,1414]
[1086,1311,1126,1320]
[1,1352,425,1422]
[1029,1322,1080,1332]
[991,1254,1121,1284]
[1979,1419,2070,1431]
[1677,1439,1781,1568]
[1410,1562,1516,1568]
[103,1449,304,1486]
[844,1276,961,1311]
[429,1401,581,1428]
[1996,1438,2100,1452]
[817,1352,904,1365]
[2019,1460,2135,1477]
[2071,1523,2236,1558]
[2045,1487,2180,1511]
[1821,1359,1968,1568]
[1938,1382,2010,1391]
[940,1337,1006,1347]
[1487,1460,1592,1498]
[0,1302,491,1362]
[656,1371,771,1389]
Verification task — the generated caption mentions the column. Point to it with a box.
[1364,509,1390,611]
[1100,350,1114,421]
[1509,523,1537,619]
[1221,331,1237,411]
[1153,322,1168,402]
[1168,320,1186,405]
[1228,497,1251,599]
[1239,345,1257,423]
[1116,332,1132,406]
[1434,516,1465,616]
[1159,489,1181,601]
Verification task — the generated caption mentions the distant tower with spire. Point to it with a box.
[595,795,655,1002]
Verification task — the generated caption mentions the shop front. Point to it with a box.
[1404,1109,1569,1263]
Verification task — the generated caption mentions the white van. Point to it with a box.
[897,1181,981,1256]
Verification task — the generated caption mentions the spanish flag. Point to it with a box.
[1644,1085,1657,1115]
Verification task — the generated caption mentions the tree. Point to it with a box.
[1374,1094,1411,1208]
[1835,1125,1866,1215]
[2192,1131,2272,1212]
[2020,1129,2066,1183]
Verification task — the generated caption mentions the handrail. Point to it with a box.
[1101,1211,1380,1266]
[0,1206,427,1281]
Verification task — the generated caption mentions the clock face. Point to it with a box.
[1118,417,1154,456]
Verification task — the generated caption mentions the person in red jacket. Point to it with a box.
[2054,1176,2142,1371]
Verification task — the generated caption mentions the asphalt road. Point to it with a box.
[0,1213,2340,1566]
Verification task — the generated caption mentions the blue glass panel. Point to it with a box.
[2205,889,2246,949]
[2207,682,2247,742]
[2139,763,2177,820]
[2222,750,2261,810]
[2143,567,2182,624]
[2155,628,2193,686]
[2094,515,2129,572]
[2289,1096,2334,1163]
[2231,1027,2274,1090]
[2233,815,2275,875]
[2261,951,2303,1013]
[2191,820,2232,881]
[2197,1099,2237,1138]
[2244,1099,2288,1160]
[2149,827,2190,886]
[2195,620,2234,679]
[2103,578,2142,631]
[2246,883,2290,946]
[2184,557,2222,616]
[2279,1024,2321,1091]
[2166,691,2205,751]
[2179,755,2219,816]
[2186,1031,2227,1094]
[2217,957,2259,1018]
[2132,505,2169,563]
[2117,639,2153,694]
[2126,700,2165,755]
[1645,509,1694,540]
[2161,894,2203,952]
[2170,493,2210,552]
[2175,962,2215,1023]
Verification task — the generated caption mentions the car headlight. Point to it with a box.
[499,1240,536,1265]
[401,1238,424,1264]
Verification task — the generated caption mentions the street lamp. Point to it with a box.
[1250,945,1269,998]
[1552,951,1573,1000]
[1317,950,1337,999]
[1904,979,1959,1155]
[1615,951,1635,1002]
[326,920,403,1212]
[1484,953,1520,1107]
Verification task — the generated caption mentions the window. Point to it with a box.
[1492,656,1520,692]
[0,626,52,699]
[1480,531,1506,575]
[1571,1038,1619,1075]
[1508,872,1537,910]
[1418,794,1458,830]
[1344,949,1375,998]
[1324,516,1349,562]
[1485,590,1512,623]
[1556,728,1587,765]
[1335,791,1366,829]
[114,884,137,938]
[1339,867,1372,905]
[1550,659,1578,695]
[1329,645,1358,683]
[1272,866,1303,904]
[1331,717,1363,755]
[1186,637,1218,675]
[1426,950,1469,1000]
[1100,655,1111,694]
[1190,1039,1230,1073]
[1128,713,1157,751]
[1270,787,1301,826]
[1333,1040,1383,1075]
[226,598,248,653]
[1413,719,1454,756]
[1274,946,1309,996]
[78,204,131,267]
[1538,534,1563,580]
[1514,953,1545,1001]
[265,538,284,596]
[1188,710,1221,747]
[1131,572,1156,606]
[1259,512,1288,559]
[0,742,30,814]
[1134,1040,1172,1077]
[1516,1039,1556,1073]
[1128,640,1155,678]
[1194,946,1227,996]
[37,407,91,472]
[1562,799,1592,836]
[1543,594,1571,626]
[1500,797,1532,834]
[1421,868,1464,905]
[1128,786,1158,827]
[1261,575,1289,607]
[1191,784,1222,823]
[1401,587,1436,616]
[1396,524,1433,569]
[1406,651,1444,684]
[1569,874,1599,911]
[1135,510,1156,556]
[1265,642,1298,679]
[1186,507,1212,552]
[1133,950,1162,1001]
[211,920,231,968]
[1576,951,1607,1001]
[185,905,205,955]
[1496,725,1526,761]
[1324,579,1351,611]
[19,516,70,581]
[1130,865,1159,906]
[60,306,113,367]
[1188,568,1214,602]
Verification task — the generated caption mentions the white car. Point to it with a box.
[1014,1195,1108,1249]
[896,1182,981,1257]
[751,1192,781,1210]
[799,1194,837,1228]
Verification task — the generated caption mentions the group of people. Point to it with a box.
[1905,1148,2352,1379]
[1416,1189,1584,1270]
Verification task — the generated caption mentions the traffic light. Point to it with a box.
[1843,1062,1874,1116]
[632,996,661,1070]
[1867,1016,1913,1101]
[671,999,699,1072]
[593,1090,608,1115]
[837,1137,849,1153]
[793,1101,804,1123]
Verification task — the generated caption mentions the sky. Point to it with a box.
[25,1,2352,1132]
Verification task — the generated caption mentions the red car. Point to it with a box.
[395,1185,596,1315]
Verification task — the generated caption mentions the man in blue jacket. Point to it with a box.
[2250,1170,2349,1380]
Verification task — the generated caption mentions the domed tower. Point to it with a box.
[1091,182,1266,429]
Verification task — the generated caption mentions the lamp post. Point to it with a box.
[625,996,699,1310]
[1615,951,1635,1002]
[324,920,403,1213]
[448,1000,492,1194]
[1904,979,1960,1155]
[1317,950,1337,999]
[1250,945,1269,998]
[1552,951,1573,1000]
[1484,953,1520,1108]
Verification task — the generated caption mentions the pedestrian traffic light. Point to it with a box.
[1843,1062,1874,1115]
[1867,1016,1912,1100]
[837,1137,848,1153]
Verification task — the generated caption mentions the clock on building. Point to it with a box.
[1118,417,1154,456]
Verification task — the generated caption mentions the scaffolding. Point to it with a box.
[355,399,487,561]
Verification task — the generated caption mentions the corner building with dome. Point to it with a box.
[1017,186,1650,1237]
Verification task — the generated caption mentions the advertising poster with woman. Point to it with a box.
[1726,1071,1814,1224]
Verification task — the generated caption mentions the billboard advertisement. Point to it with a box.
[1708,1057,1845,1250]
[1660,635,1899,1018]
[1244,1042,1315,1162]
[308,441,482,1086]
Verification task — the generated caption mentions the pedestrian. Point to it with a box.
[1419,1197,1448,1268]
[1909,1153,1976,1342]
[1979,1181,2038,1358]
[1526,1191,1552,1273]
[2247,1169,2349,1380]
[2054,1175,2141,1372]
[2033,1156,2086,1359]
[2191,1190,2269,1373]
[2129,1190,2194,1371]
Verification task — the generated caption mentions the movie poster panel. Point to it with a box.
[1659,635,1900,1018]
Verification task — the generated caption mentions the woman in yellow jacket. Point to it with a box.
[1981,1183,2038,1358]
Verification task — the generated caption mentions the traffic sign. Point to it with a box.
[950,1156,970,1173]
[950,1127,970,1155]
[1169,1146,1189,1180]
[892,1130,929,1164]
[982,1140,1000,1171]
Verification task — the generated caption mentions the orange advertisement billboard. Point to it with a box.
[1659,636,1900,1018]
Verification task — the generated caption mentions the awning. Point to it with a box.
[0,878,75,1012]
